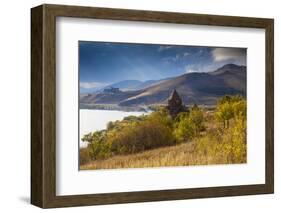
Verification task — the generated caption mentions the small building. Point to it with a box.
[103,87,121,94]
[166,89,185,118]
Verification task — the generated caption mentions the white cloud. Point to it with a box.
[158,45,173,52]
[175,54,181,61]
[80,82,108,89]
[161,55,179,64]
[185,65,201,73]
[212,48,246,65]
[185,69,198,73]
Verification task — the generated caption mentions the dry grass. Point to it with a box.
[80,140,238,170]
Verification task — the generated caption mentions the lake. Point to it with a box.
[79,109,149,147]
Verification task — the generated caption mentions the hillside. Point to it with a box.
[103,79,166,91]
[80,64,246,107]
[81,142,199,169]
[80,98,247,170]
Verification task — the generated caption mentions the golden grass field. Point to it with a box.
[81,142,196,170]
[80,135,245,170]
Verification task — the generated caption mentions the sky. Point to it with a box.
[79,41,246,92]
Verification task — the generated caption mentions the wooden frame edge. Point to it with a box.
[31,5,44,208]
[265,19,274,194]
[31,4,274,208]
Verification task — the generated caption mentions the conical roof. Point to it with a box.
[168,89,181,101]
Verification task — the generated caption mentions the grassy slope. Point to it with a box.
[80,108,246,170]
[80,140,235,170]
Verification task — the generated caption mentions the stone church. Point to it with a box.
[166,89,186,118]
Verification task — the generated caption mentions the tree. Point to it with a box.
[81,132,93,143]
[173,116,196,142]
[106,121,115,130]
[232,100,246,120]
[215,95,246,128]
[215,102,234,128]
[173,107,204,142]
[218,95,232,105]
[189,107,204,134]
[191,103,199,111]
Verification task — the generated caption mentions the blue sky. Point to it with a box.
[79,41,246,92]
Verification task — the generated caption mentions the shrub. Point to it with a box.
[189,107,204,133]
[229,115,247,162]
[106,121,115,130]
[81,108,175,159]
[107,114,175,155]
[173,107,204,142]
[215,95,246,128]
[173,116,196,142]
[82,130,111,160]
[195,115,246,164]
[232,100,246,120]
[79,147,92,165]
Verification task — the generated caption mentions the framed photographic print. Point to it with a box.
[31,4,274,208]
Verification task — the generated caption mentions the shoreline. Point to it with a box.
[80,103,216,112]
[80,103,156,112]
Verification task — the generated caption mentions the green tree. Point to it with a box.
[106,121,115,130]
[81,132,93,143]
[189,107,204,134]
[173,116,196,142]
[218,95,232,105]
[82,130,110,160]
[232,100,246,120]
[215,95,246,128]
[215,102,234,128]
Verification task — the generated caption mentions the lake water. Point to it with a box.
[79,109,149,147]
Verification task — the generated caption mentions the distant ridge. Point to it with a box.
[103,78,167,91]
[80,64,246,107]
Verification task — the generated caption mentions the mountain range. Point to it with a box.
[103,79,167,91]
[80,64,246,108]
